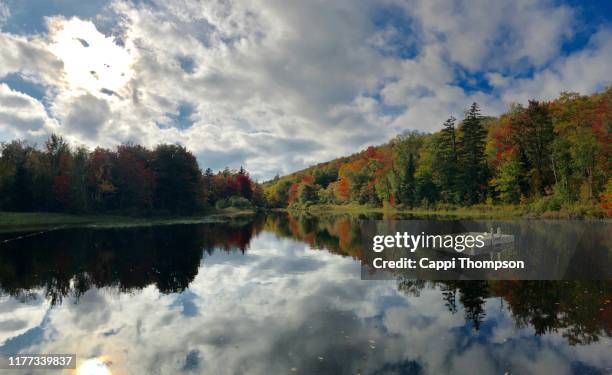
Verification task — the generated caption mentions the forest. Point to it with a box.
[264,88,611,217]
[1,88,610,217]
[0,135,263,214]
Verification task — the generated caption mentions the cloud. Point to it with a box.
[395,0,575,71]
[1,230,611,374]
[0,83,57,137]
[501,28,612,103]
[61,93,111,138]
[0,32,63,85]
[0,1,9,28]
[46,16,133,96]
[0,0,609,178]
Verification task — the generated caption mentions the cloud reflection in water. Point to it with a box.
[0,213,609,374]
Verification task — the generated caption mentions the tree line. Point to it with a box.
[265,88,611,216]
[0,135,263,214]
[1,88,609,216]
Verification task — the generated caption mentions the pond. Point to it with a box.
[0,212,610,374]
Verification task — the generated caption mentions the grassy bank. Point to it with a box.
[0,208,256,231]
[287,203,608,219]
[287,204,523,219]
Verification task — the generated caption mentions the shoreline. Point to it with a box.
[1,202,608,232]
[281,204,609,220]
[0,208,257,232]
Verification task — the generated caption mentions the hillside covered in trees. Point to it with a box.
[0,135,263,215]
[264,89,611,217]
[1,89,610,218]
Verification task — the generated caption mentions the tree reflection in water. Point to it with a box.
[264,211,611,346]
[0,217,264,304]
[0,211,609,347]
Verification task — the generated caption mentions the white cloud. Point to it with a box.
[1,230,610,374]
[61,93,111,138]
[0,1,9,28]
[501,28,612,103]
[0,32,63,85]
[46,16,134,97]
[395,0,575,71]
[0,83,57,138]
[0,0,609,178]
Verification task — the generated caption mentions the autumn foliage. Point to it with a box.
[265,88,611,216]
[0,136,261,214]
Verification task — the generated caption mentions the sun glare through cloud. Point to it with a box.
[48,17,133,98]
[76,357,112,375]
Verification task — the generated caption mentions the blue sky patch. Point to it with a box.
[177,56,196,74]
[158,102,196,130]
[1,73,47,101]
[2,0,108,34]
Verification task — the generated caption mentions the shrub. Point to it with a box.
[215,196,252,209]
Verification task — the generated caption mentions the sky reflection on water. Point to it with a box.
[0,214,610,375]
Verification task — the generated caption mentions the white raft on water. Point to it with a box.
[436,227,515,256]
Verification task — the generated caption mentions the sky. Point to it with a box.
[2,232,611,374]
[0,0,610,180]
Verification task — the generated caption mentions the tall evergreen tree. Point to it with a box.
[437,116,459,203]
[458,103,488,204]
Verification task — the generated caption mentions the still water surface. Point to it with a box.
[0,212,610,374]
